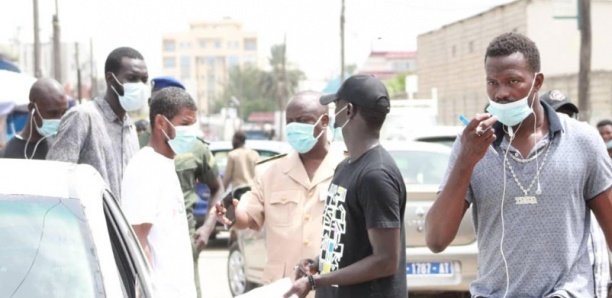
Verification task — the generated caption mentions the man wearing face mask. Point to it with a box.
[47,47,149,201]
[215,91,344,287]
[121,87,199,297]
[426,33,612,298]
[285,75,407,298]
[0,78,68,159]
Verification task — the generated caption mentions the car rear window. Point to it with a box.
[388,150,450,185]
[0,195,103,297]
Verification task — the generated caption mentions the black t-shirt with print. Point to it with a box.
[0,136,48,160]
[316,145,407,298]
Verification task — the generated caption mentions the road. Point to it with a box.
[198,232,233,298]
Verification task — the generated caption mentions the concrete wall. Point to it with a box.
[417,0,612,125]
[417,0,528,125]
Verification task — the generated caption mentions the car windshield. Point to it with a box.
[388,150,449,185]
[0,195,103,298]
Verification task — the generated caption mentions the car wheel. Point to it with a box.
[227,242,255,296]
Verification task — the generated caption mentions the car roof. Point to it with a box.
[411,125,462,139]
[0,159,108,200]
[209,140,292,154]
[381,140,452,154]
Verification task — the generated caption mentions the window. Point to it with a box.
[227,56,239,67]
[198,39,207,49]
[468,41,474,53]
[163,57,176,69]
[214,39,221,49]
[244,38,257,51]
[451,45,456,57]
[163,39,176,52]
[180,56,191,80]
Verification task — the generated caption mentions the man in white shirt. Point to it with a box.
[121,87,199,297]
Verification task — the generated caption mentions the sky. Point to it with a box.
[0,0,514,83]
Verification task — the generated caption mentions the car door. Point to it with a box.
[103,191,155,298]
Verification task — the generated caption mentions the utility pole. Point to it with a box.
[33,0,42,78]
[52,0,62,81]
[75,43,82,103]
[340,0,345,81]
[89,38,96,98]
[577,0,591,122]
[277,35,288,140]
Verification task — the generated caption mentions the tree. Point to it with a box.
[261,44,305,112]
[384,73,409,99]
[216,64,276,119]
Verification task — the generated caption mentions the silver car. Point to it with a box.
[227,141,477,297]
[0,159,154,298]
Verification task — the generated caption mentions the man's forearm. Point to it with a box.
[313,254,396,288]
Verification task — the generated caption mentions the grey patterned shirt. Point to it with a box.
[441,102,612,298]
[47,97,139,201]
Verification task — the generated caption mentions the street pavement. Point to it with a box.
[198,232,233,298]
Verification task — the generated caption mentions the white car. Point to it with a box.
[0,159,154,298]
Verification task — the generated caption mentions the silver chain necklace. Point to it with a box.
[504,141,552,197]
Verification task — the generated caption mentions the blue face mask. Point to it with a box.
[33,105,60,138]
[330,105,349,141]
[161,117,198,155]
[285,115,326,154]
[111,73,150,112]
[486,73,538,127]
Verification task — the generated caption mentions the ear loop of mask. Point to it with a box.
[498,74,537,298]
[23,106,50,160]
[312,114,327,140]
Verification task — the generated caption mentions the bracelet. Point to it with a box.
[307,275,317,290]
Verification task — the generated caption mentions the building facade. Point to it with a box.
[359,51,416,80]
[417,0,612,125]
[161,19,258,114]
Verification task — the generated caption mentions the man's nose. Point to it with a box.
[493,86,512,102]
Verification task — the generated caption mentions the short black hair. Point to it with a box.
[149,87,197,128]
[597,119,612,128]
[485,32,540,72]
[233,131,247,147]
[104,47,144,74]
[354,105,386,130]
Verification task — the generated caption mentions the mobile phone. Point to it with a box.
[221,189,235,225]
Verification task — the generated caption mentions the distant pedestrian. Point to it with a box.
[0,78,68,159]
[47,47,149,201]
[121,87,198,298]
[540,89,578,119]
[285,76,407,298]
[222,131,259,199]
[597,120,612,158]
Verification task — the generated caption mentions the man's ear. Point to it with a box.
[346,103,355,119]
[321,114,330,128]
[27,102,34,112]
[534,72,545,94]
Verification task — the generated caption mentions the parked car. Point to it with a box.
[411,126,462,148]
[226,141,477,297]
[193,140,292,231]
[0,159,154,298]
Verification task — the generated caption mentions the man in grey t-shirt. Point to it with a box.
[426,33,612,297]
[47,47,149,201]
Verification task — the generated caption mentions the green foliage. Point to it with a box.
[384,72,409,99]
[219,44,305,120]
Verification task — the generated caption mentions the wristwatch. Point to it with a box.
[307,275,317,290]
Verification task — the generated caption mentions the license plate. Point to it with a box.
[406,262,453,275]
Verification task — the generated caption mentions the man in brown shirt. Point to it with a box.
[216,91,344,285]
[223,131,259,198]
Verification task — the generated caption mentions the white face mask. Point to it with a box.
[110,73,150,112]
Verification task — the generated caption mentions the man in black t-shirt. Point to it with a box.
[285,74,407,298]
[1,78,68,159]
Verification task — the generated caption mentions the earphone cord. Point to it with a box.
[500,120,523,298]
[23,116,48,160]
